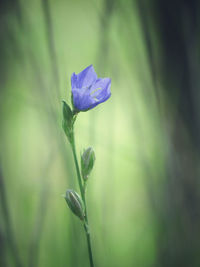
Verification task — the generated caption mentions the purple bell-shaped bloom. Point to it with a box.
[71,65,111,111]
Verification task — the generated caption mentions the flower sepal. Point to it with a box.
[62,100,75,143]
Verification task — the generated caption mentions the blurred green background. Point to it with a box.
[1,0,200,266]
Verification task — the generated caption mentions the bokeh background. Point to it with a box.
[1,0,200,266]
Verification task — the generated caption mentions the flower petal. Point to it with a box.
[72,88,96,111]
[76,65,97,89]
[90,78,111,100]
[71,72,77,89]
[71,65,111,111]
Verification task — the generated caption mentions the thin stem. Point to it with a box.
[70,128,94,267]
[84,223,94,267]
[71,132,84,199]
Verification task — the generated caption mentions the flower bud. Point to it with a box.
[81,147,95,180]
[64,189,85,220]
[62,101,73,143]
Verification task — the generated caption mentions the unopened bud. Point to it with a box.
[64,189,85,220]
[81,147,95,180]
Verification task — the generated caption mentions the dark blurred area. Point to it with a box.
[1,0,200,266]
[137,0,200,266]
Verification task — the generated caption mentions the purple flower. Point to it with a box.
[71,65,111,111]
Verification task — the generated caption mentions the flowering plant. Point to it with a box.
[62,65,111,267]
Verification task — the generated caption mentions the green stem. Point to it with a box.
[71,133,84,199]
[71,129,94,267]
[84,223,94,267]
